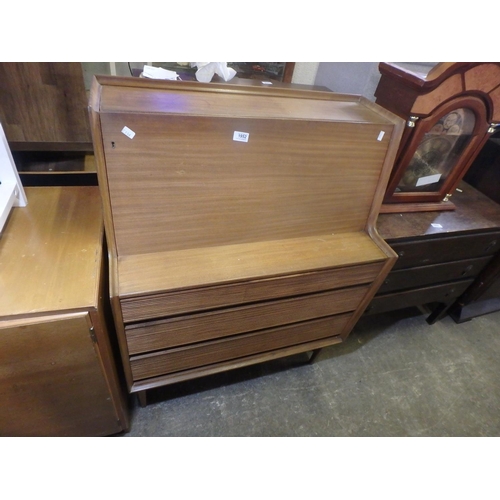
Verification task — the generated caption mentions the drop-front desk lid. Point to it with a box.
[89,76,404,297]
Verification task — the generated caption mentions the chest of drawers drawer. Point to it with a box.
[378,256,492,294]
[120,261,383,323]
[368,278,474,316]
[390,232,500,270]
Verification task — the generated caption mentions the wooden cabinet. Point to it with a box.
[0,187,128,436]
[89,76,404,404]
[366,182,500,322]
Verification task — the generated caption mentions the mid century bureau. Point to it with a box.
[89,76,404,405]
[0,187,128,436]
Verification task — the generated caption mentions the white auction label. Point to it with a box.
[233,131,249,142]
[377,131,385,141]
[121,126,136,139]
[416,173,441,187]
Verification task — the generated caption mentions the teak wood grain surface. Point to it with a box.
[0,187,103,320]
[0,313,120,436]
[89,76,404,397]
[0,63,92,147]
[0,187,128,436]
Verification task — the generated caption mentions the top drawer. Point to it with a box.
[120,261,384,323]
[389,232,500,270]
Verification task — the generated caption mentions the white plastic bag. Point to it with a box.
[191,62,236,83]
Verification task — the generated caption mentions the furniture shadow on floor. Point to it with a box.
[133,350,314,408]
[129,307,428,410]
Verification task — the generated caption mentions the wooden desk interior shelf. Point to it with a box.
[0,187,128,436]
[89,76,404,404]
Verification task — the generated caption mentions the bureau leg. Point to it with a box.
[308,349,322,363]
[137,390,148,408]
[426,303,450,325]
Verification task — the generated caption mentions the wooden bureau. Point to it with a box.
[89,76,404,404]
[0,187,128,436]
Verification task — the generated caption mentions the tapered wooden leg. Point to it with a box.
[308,349,322,363]
[137,390,147,408]
[426,303,450,325]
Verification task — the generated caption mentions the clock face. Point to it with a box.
[397,107,476,192]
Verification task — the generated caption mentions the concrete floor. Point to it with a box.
[121,307,500,437]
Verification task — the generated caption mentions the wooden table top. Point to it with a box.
[0,186,103,320]
[377,181,500,241]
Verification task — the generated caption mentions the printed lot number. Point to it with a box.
[233,131,249,142]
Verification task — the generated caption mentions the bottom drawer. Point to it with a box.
[126,285,368,354]
[365,279,474,315]
[130,313,351,381]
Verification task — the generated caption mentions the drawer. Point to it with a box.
[120,261,383,323]
[130,313,351,381]
[378,256,492,294]
[126,285,369,355]
[389,232,500,270]
[366,279,474,315]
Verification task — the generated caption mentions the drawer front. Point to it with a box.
[126,285,369,354]
[366,279,474,315]
[130,313,351,381]
[389,232,500,270]
[120,262,383,323]
[378,256,492,294]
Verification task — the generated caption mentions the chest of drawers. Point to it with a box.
[367,182,500,323]
[89,76,404,403]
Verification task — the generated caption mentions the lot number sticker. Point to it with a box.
[233,131,249,142]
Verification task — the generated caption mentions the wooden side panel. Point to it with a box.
[0,313,122,437]
[125,286,368,354]
[100,113,394,255]
[130,314,351,381]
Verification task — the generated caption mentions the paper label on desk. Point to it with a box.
[377,131,385,141]
[121,126,136,139]
[233,131,249,142]
[431,223,443,228]
[416,173,441,187]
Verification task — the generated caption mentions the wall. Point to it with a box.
[291,63,320,85]
[314,62,437,101]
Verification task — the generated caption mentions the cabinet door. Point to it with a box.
[0,312,123,436]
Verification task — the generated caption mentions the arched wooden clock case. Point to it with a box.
[375,62,500,213]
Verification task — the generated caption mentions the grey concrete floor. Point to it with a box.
[122,307,500,437]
